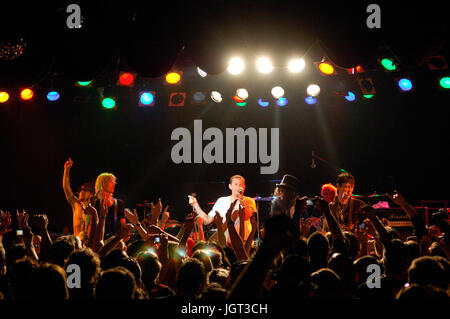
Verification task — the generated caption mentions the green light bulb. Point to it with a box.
[381,58,396,71]
[102,98,116,109]
[77,80,92,86]
[440,77,450,89]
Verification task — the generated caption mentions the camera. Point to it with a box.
[16,230,23,236]
[306,199,314,206]
[358,222,367,230]
[154,237,161,243]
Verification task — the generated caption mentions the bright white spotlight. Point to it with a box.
[227,57,244,75]
[256,57,273,74]
[271,86,285,99]
[288,58,305,73]
[236,88,249,100]
[197,67,207,77]
[307,84,320,97]
[210,91,223,103]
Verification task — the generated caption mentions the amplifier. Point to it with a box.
[374,207,442,240]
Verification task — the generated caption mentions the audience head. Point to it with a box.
[408,256,447,289]
[95,266,137,299]
[191,249,214,275]
[35,263,69,299]
[176,258,207,298]
[310,268,344,299]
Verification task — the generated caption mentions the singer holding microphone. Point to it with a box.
[327,172,366,232]
[189,175,257,243]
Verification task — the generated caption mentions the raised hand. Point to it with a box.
[17,210,30,230]
[124,208,139,225]
[226,199,239,225]
[297,196,309,214]
[213,211,225,230]
[64,157,73,169]
[250,213,258,229]
[428,225,442,239]
[188,195,198,207]
[0,210,12,235]
[312,196,328,214]
[33,214,49,232]
[118,223,134,240]
[299,218,312,238]
[85,205,98,217]
[386,191,406,206]
[161,208,170,225]
[149,198,163,225]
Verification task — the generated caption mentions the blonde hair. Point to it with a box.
[229,175,245,185]
[95,172,117,196]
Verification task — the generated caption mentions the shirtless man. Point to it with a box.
[63,158,94,242]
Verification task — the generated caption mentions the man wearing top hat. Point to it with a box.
[270,174,307,221]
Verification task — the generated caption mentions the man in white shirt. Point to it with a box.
[190,175,257,242]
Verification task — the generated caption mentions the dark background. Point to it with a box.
[0,1,448,232]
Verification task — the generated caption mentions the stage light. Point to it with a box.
[165,72,182,85]
[258,98,269,107]
[102,97,116,109]
[236,88,248,100]
[288,58,305,73]
[397,78,413,92]
[233,95,244,103]
[305,96,317,105]
[271,86,284,99]
[363,94,374,99]
[168,92,186,106]
[46,91,60,101]
[318,62,335,75]
[118,72,135,86]
[210,91,222,103]
[306,84,320,97]
[192,91,206,104]
[426,56,448,70]
[345,91,356,102]
[358,78,376,96]
[256,57,273,74]
[20,88,34,100]
[0,91,10,103]
[227,57,244,75]
[276,97,288,106]
[76,80,93,87]
[197,67,207,77]
[236,101,246,107]
[347,65,364,75]
[439,77,450,89]
[139,91,155,106]
[380,58,397,71]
